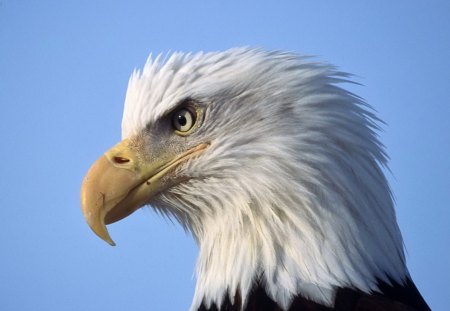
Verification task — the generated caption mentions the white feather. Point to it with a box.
[122,48,408,310]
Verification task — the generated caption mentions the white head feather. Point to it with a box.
[122,48,407,310]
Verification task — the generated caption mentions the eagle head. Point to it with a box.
[81,48,409,310]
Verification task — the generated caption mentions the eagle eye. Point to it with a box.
[172,107,197,134]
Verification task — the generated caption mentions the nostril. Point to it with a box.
[113,156,130,164]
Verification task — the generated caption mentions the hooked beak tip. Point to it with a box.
[86,217,116,246]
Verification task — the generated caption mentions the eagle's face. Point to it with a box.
[81,48,407,310]
[81,49,312,242]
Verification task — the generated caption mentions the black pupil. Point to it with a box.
[178,114,187,126]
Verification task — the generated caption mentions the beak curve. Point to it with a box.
[80,139,208,246]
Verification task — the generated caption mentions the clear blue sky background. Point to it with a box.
[0,1,448,310]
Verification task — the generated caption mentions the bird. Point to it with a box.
[80,48,430,311]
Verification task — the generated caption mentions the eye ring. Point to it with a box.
[172,107,197,134]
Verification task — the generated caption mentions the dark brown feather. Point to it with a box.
[198,278,430,311]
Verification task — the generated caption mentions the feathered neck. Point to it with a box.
[186,165,408,311]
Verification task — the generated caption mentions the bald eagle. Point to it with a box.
[81,48,430,310]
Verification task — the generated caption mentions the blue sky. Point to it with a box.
[1,1,449,310]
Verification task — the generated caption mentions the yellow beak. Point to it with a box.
[80,138,208,246]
